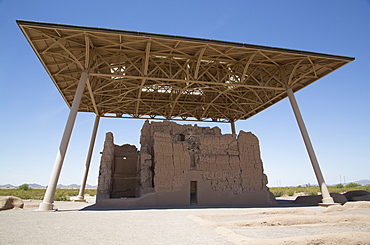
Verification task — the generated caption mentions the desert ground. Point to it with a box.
[0,198,369,245]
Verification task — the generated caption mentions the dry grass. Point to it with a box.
[0,188,96,201]
[269,185,370,197]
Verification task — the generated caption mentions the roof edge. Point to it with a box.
[16,20,355,62]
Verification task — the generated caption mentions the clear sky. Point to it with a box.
[0,0,369,187]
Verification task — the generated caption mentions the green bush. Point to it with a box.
[271,189,284,197]
[306,189,319,195]
[287,189,295,196]
[85,189,97,196]
[18,184,30,191]
[333,183,344,188]
[345,182,361,188]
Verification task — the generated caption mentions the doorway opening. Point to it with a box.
[190,181,197,205]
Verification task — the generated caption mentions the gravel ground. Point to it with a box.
[1,200,369,245]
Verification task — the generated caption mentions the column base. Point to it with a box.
[318,196,340,207]
[37,202,57,211]
[71,196,87,202]
[322,196,335,203]
[318,202,341,207]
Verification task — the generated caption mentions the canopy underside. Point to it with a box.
[18,20,354,122]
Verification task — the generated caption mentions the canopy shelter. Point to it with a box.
[17,20,354,210]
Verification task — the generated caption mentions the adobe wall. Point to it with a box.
[96,120,276,207]
[97,133,139,199]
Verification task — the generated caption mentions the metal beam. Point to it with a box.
[135,40,151,115]
[241,53,256,83]
[86,77,99,115]
[89,73,287,91]
[85,34,90,69]
[230,120,236,135]
[194,47,206,79]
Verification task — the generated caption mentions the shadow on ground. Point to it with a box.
[80,199,316,211]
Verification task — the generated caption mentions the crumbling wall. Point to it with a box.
[111,144,139,198]
[97,132,115,199]
[97,133,139,199]
[199,131,269,195]
[139,120,221,194]
[97,120,275,206]
[138,120,270,196]
[152,131,190,192]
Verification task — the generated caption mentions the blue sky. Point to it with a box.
[0,0,369,187]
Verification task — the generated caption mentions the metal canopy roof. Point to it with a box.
[17,20,354,122]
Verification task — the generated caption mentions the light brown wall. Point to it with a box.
[97,121,276,207]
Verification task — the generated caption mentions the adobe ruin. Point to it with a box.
[97,121,276,207]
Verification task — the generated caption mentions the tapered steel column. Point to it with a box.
[230,120,236,135]
[39,70,89,211]
[286,88,334,204]
[76,115,100,200]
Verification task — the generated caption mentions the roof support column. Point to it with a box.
[230,120,236,135]
[75,115,100,201]
[286,88,334,204]
[38,70,89,211]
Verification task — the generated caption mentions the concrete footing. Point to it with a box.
[70,196,87,202]
[318,202,341,207]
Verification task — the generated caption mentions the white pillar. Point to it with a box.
[76,115,100,200]
[39,70,89,211]
[230,120,236,135]
[286,88,334,204]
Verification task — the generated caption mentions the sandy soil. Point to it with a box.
[189,201,370,244]
[0,199,369,244]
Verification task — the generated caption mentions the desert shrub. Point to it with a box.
[84,189,97,196]
[268,185,370,199]
[0,188,45,199]
[54,189,69,201]
[54,188,80,201]
[333,183,344,188]
[345,182,361,188]
[327,187,342,193]
[270,188,285,197]
[304,187,319,196]
[306,190,318,195]
[0,188,96,201]
[18,184,30,191]
[286,189,295,196]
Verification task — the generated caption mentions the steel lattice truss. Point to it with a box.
[18,20,354,122]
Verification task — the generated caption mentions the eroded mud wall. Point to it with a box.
[97,133,139,199]
[97,132,115,199]
[97,121,275,206]
[138,121,270,197]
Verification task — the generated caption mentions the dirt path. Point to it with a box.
[0,201,369,244]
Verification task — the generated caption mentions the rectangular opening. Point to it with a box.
[111,153,139,198]
[190,181,197,205]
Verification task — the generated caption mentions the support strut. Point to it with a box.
[39,70,89,211]
[286,88,334,204]
[75,115,100,201]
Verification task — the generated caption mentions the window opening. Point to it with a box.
[179,134,185,141]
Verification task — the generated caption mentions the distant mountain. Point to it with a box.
[57,184,80,189]
[0,184,16,188]
[353,179,370,185]
[86,184,97,189]
[56,184,97,189]
[28,183,46,189]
